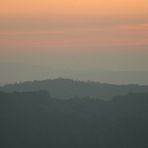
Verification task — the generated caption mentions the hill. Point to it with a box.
[0,78,148,100]
[0,91,148,148]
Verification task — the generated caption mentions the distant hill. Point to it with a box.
[0,78,148,100]
[0,91,148,148]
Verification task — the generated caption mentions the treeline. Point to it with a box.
[0,91,148,148]
[1,78,148,100]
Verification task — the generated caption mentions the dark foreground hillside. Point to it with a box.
[0,91,148,148]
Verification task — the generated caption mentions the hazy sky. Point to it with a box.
[0,0,148,84]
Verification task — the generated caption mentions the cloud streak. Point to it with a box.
[0,23,148,52]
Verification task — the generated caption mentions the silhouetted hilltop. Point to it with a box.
[113,92,148,103]
[0,91,148,148]
[0,90,50,98]
[0,78,148,100]
[0,90,50,106]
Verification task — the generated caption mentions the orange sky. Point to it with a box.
[0,0,148,19]
[0,0,148,83]
[0,0,148,53]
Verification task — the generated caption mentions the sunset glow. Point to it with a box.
[1,0,148,18]
[0,0,148,83]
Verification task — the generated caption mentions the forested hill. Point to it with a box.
[0,78,148,100]
[0,91,148,148]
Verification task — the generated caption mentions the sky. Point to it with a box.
[0,0,148,84]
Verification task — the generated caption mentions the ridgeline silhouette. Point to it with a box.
[0,78,148,100]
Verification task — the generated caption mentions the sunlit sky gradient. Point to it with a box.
[0,0,148,84]
[1,0,148,17]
